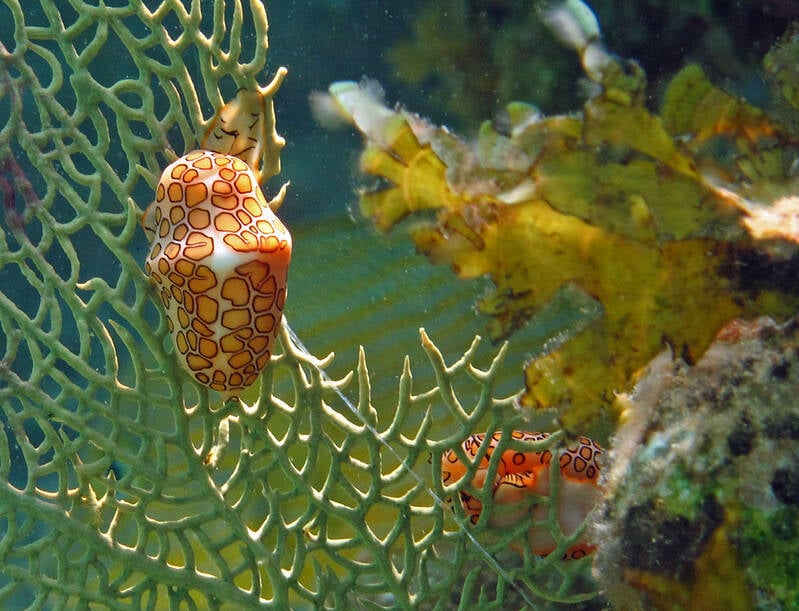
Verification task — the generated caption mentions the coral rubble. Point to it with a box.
[593,317,799,609]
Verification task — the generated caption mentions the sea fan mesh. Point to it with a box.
[0,1,596,607]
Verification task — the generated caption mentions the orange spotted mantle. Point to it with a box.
[143,149,291,394]
[442,431,604,559]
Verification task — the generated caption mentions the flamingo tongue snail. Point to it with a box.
[142,88,292,396]
[442,431,604,559]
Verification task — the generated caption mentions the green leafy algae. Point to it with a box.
[738,505,799,608]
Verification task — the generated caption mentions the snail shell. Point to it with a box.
[441,430,603,559]
[143,149,291,394]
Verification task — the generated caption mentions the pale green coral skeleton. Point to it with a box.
[0,0,597,608]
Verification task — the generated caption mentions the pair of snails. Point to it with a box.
[142,90,601,558]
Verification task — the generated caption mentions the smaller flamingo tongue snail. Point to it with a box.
[442,431,604,559]
[143,89,291,396]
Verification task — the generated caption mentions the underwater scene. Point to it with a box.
[1,0,798,608]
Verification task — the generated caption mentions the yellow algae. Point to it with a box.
[327,1,799,431]
[624,514,754,611]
